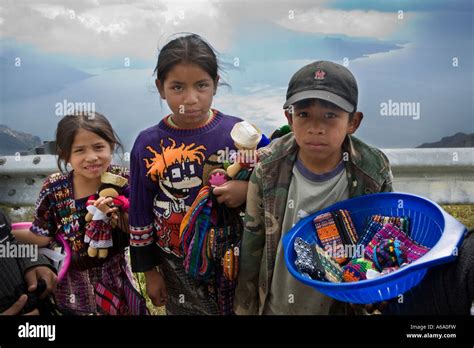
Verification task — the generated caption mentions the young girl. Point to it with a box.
[15,112,132,315]
[129,33,249,315]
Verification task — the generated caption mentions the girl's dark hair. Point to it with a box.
[55,112,123,173]
[154,33,222,84]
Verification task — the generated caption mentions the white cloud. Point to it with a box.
[0,1,412,61]
[278,7,410,39]
[30,4,70,20]
[0,1,234,59]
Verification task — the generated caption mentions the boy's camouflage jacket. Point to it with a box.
[234,132,393,315]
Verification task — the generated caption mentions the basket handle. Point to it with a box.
[408,210,467,270]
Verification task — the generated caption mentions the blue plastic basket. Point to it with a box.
[283,192,467,304]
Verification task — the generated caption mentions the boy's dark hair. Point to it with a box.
[291,98,355,119]
[55,112,123,173]
[154,33,222,84]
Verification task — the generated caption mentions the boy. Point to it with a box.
[234,61,393,315]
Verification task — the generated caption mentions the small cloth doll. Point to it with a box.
[226,121,262,179]
[84,172,129,259]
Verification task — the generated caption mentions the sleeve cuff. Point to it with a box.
[130,243,161,272]
[18,254,57,275]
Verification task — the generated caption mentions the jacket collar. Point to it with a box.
[342,135,361,165]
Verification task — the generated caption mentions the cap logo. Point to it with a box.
[314,69,326,80]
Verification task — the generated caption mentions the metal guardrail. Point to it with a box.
[384,148,474,204]
[0,148,473,205]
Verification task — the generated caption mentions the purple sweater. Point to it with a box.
[129,109,242,272]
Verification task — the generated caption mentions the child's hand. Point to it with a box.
[144,268,168,307]
[1,295,39,315]
[212,180,249,208]
[24,266,57,300]
[88,197,119,222]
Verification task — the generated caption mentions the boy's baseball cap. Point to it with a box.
[283,61,358,113]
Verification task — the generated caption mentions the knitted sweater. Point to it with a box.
[129,109,242,272]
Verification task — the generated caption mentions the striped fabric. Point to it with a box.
[342,258,377,282]
[314,212,346,264]
[217,275,238,315]
[371,215,410,234]
[313,209,358,264]
[358,215,410,248]
[95,281,125,315]
[179,185,243,315]
[357,220,384,248]
[129,224,154,247]
[335,209,358,245]
[364,223,429,264]
[122,277,149,315]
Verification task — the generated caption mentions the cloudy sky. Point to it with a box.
[0,0,473,152]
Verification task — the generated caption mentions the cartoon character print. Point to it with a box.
[144,138,206,257]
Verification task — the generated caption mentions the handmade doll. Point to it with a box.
[85,172,129,258]
[226,121,262,179]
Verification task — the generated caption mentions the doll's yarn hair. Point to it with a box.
[97,183,122,196]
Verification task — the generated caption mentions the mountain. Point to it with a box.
[417,132,474,148]
[0,125,42,155]
[0,45,94,102]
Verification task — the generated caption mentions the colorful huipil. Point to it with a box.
[30,167,130,314]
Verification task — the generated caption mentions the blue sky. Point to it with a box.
[0,0,472,152]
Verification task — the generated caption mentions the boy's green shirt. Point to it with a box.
[234,132,393,315]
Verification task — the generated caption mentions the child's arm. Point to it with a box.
[212,180,248,208]
[129,142,167,306]
[128,142,162,272]
[233,165,266,315]
[12,228,52,247]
